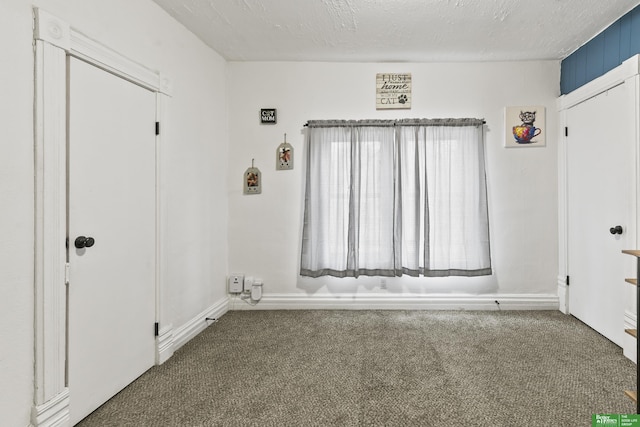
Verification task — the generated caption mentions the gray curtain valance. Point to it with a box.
[305,118,485,128]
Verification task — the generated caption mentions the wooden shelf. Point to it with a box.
[623,250,640,413]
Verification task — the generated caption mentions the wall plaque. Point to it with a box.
[376,73,411,110]
[260,108,277,124]
[244,159,262,194]
[276,134,293,170]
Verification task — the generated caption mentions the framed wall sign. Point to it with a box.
[376,73,411,110]
[244,159,262,194]
[505,106,546,148]
[276,134,293,170]
[260,108,277,124]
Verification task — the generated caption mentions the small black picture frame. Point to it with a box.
[260,108,277,124]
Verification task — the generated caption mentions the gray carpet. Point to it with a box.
[77,310,637,426]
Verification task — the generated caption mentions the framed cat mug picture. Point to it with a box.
[505,106,546,148]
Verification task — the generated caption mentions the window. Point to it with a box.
[300,119,491,278]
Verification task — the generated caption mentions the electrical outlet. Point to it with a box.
[380,278,387,290]
[228,274,244,293]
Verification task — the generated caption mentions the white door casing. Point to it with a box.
[33,8,172,426]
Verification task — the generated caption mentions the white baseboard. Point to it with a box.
[155,323,174,365]
[31,388,70,427]
[172,297,229,351]
[229,293,559,311]
[557,277,569,314]
[624,310,637,364]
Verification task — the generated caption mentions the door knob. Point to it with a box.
[74,236,96,248]
[609,225,623,235]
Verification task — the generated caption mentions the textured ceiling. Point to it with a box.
[152,0,640,62]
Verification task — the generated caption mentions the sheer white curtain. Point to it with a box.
[300,119,491,278]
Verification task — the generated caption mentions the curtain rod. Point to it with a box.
[303,118,486,127]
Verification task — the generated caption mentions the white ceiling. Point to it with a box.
[151,0,640,62]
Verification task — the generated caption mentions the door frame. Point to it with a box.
[32,8,172,426]
[557,55,640,355]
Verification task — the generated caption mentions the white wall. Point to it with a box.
[227,61,560,302]
[1,1,229,425]
[0,2,37,425]
[0,1,561,423]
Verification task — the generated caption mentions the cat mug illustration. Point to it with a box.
[513,110,542,144]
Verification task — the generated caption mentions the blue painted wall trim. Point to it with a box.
[561,5,640,94]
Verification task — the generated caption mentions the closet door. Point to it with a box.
[67,56,157,424]
[567,79,636,346]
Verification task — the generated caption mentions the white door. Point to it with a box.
[567,80,636,346]
[67,56,157,424]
